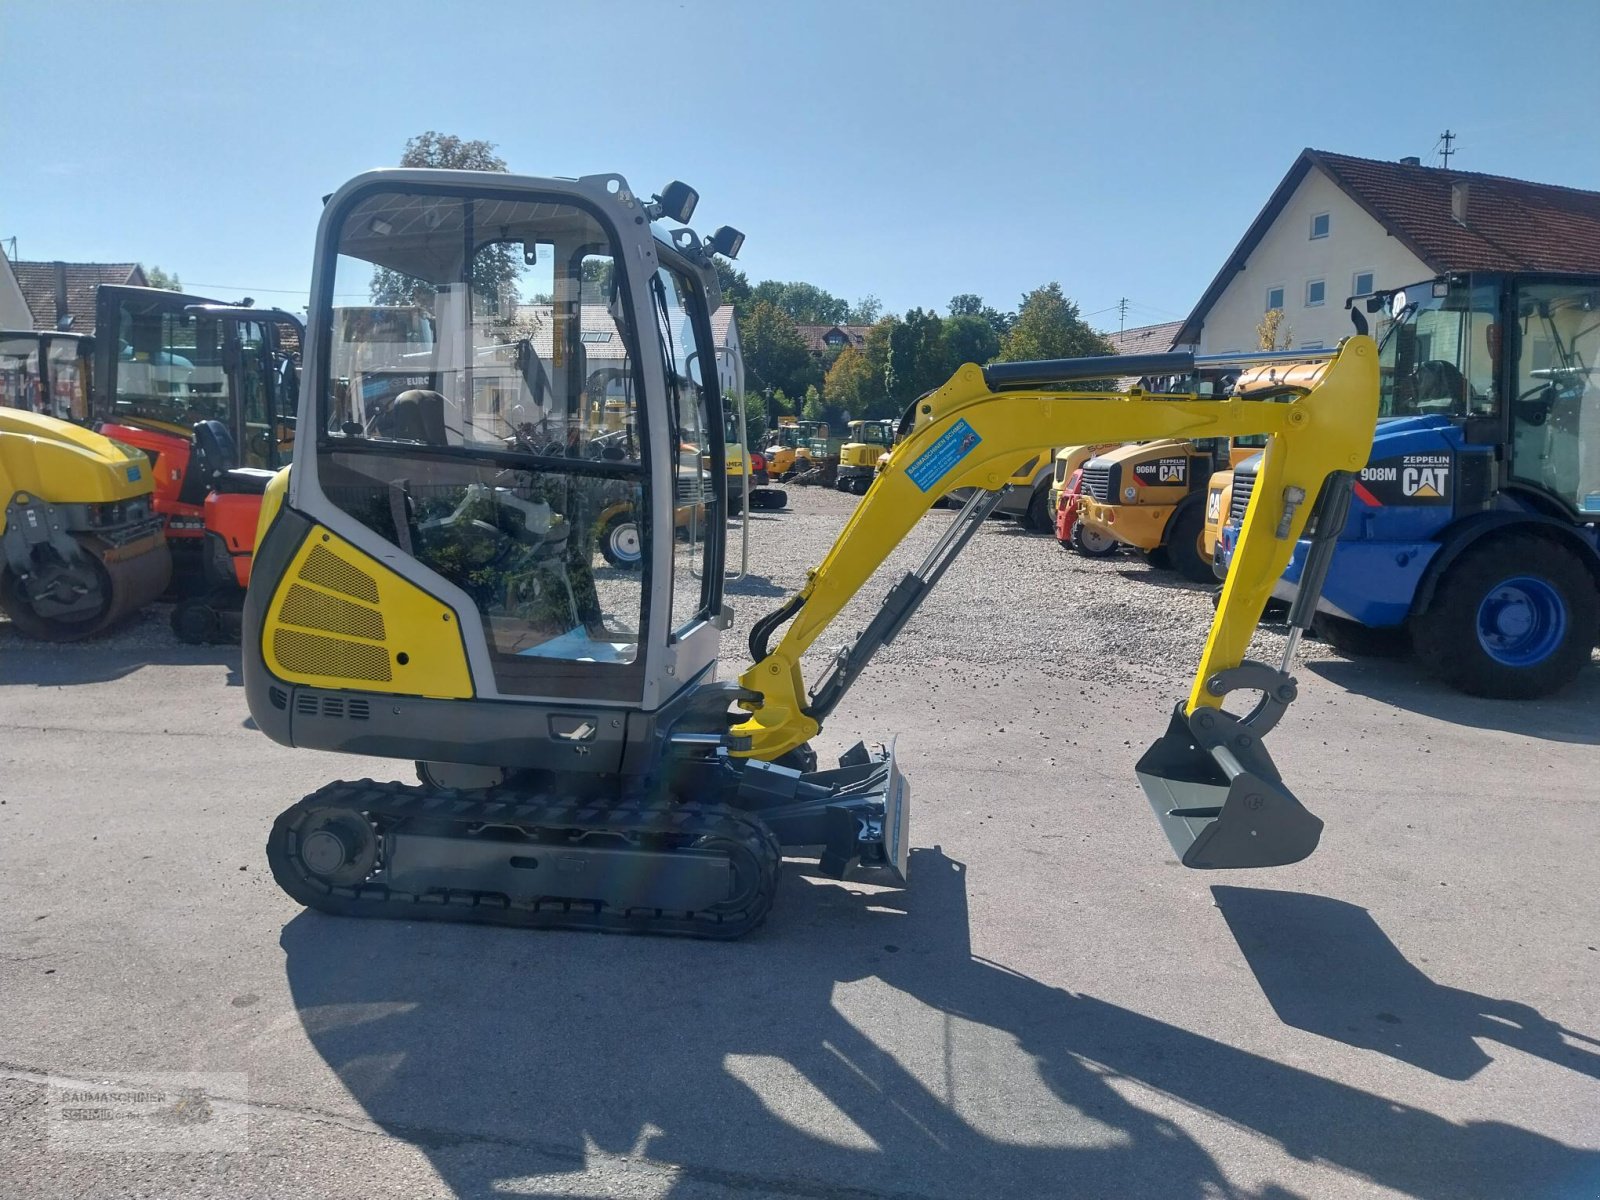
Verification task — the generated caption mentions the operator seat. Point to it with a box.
[184,419,277,499]
[390,389,449,445]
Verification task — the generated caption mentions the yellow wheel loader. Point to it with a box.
[1077,355,1333,582]
[0,408,171,639]
[244,168,1378,938]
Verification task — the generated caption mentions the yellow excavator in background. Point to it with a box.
[0,408,171,638]
[243,168,1378,938]
[834,418,897,494]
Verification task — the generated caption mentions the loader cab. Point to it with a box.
[1376,272,1600,517]
[0,330,94,422]
[281,173,730,716]
[93,286,302,542]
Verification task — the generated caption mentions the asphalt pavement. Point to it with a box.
[1,489,1597,1199]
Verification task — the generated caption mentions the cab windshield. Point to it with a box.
[1376,277,1499,418]
[314,185,722,696]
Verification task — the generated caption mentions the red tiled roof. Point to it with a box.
[1311,149,1600,274]
[1103,320,1185,355]
[1176,149,1600,344]
[795,324,871,354]
[11,261,146,334]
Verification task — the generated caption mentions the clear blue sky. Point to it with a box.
[5,0,1597,331]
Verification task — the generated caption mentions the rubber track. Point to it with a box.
[267,779,781,940]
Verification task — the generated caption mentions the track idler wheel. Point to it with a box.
[267,801,379,910]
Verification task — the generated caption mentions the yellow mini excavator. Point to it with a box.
[244,169,1378,937]
[0,408,171,638]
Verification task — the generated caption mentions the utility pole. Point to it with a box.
[1437,129,1456,168]
[1117,297,1129,336]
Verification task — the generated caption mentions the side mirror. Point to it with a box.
[707,225,745,260]
[655,181,698,224]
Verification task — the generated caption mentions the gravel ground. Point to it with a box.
[0,485,1324,690]
[720,484,1332,690]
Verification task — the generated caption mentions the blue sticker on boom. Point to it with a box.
[126,465,141,483]
[906,418,982,493]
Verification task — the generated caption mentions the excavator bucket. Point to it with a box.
[1135,705,1323,869]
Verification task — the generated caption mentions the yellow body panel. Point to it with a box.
[0,408,154,509]
[1203,468,1234,560]
[1076,495,1167,551]
[732,338,1380,757]
[1076,436,1256,553]
[261,522,473,700]
[253,466,292,550]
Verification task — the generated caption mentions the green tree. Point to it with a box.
[846,295,883,324]
[143,266,181,291]
[887,307,948,405]
[371,132,516,307]
[747,280,850,325]
[801,385,825,422]
[999,283,1113,365]
[940,314,1001,373]
[949,293,1013,339]
[1257,307,1292,350]
[823,346,873,421]
[742,301,815,400]
[714,258,752,309]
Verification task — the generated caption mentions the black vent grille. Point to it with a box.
[1081,464,1112,503]
[268,687,288,711]
[294,694,373,720]
[1230,470,1257,523]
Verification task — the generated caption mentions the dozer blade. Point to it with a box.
[1135,705,1322,869]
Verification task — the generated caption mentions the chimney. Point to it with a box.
[1451,180,1470,228]
[54,261,71,331]
[1399,155,1421,167]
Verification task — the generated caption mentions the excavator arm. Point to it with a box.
[733,335,1379,870]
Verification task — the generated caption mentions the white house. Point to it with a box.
[1176,149,1600,355]
[0,247,31,328]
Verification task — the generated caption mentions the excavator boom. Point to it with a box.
[736,336,1379,867]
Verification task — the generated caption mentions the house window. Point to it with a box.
[1266,286,1285,312]
[1310,212,1330,239]
[1352,270,1375,298]
[1306,279,1326,307]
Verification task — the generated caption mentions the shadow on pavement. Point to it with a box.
[1214,887,1600,1083]
[0,642,243,688]
[1114,566,1211,593]
[723,572,790,599]
[281,849,1598,1200]
[1304,656,1600,745]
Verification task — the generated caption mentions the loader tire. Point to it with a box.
[1163,503,1213,583]
[1411,533,1598,699]
[598,512,643,569]
[1071,520,1119,558]
[1023,487,1053,533]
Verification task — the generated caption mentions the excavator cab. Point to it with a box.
[245,168,1378,938]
